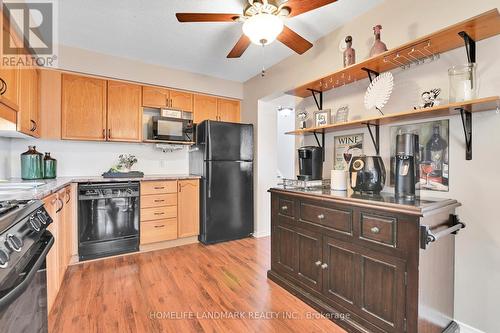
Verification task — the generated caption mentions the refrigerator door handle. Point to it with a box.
[208,162,212,199]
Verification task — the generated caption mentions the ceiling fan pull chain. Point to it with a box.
[261,42,266,77]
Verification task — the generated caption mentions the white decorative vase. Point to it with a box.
[331,170,348,191]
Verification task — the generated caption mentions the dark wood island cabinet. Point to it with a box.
[268,188,464,333]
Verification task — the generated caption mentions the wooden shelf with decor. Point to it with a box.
[287,9,500,98]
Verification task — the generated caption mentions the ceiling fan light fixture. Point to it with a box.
[242,13,284,45]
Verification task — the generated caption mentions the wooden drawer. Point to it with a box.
[299,201,352,234]
[141,194,177,208]
[140,218,177,244]
[141,206,176,221]
[141,181,177,195]
[359,213,397,248]
[278,197,294,217]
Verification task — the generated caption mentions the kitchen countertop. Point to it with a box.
[0,174,201,201]
[269,187,460,216]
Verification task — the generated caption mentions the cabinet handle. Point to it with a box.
[154,225,165,228]
[317,214,325,220]
[108,129,111,138]
[370,226,380,234]
[321,263,328,269]
[154,186,165,190]
[65,191,71,204]
[0,77,7,95]
[154,212,165,216]
[102,129,106,138]
[30,120,37,132]
[178,183,181,193]
[56,198,64,213]
[154,199,165,203]
[315,260,322,266]
[281,205,288,211]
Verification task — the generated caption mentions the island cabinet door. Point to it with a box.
[321,236,357,310]
[271,222,297,276]
[294,227,323,292]
[357,250,407,333]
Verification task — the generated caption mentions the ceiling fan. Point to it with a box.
[176,0,338,58]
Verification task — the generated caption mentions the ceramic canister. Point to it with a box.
[331,170,348,191]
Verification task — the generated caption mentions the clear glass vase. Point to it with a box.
[448,63,477,102]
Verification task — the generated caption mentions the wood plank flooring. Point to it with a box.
[49,237,345,333]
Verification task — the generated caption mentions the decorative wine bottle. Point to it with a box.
[425,124,447,178]
[369,25,388,57]
[343,36,355,67]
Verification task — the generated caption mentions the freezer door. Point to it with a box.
[200,161,254,244]
[204,121,253,161]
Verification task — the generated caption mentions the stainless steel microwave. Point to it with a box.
[151,116,194,142]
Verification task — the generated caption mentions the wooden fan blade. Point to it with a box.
[227,35,251,58]
[284,0,338,17]
[277,26,313,54]
[176,13,240,22]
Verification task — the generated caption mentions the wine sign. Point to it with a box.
[389,120,450,192]
[334,134,364,170]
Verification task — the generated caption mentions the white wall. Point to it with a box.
[243,1,500,331]
[276,95,297,180]
[9,138,188,178]
[0,138,11,179]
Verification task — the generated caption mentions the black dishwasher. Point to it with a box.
[78,182,140,261]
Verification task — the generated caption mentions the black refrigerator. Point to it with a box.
[190,120,254,244]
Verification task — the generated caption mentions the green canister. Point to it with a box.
[43,153,57,179]
[21,146,44,180]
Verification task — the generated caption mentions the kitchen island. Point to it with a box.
[268,187,463,333]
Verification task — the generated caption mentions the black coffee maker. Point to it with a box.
[395,133,420,200]
[298,146,323,180]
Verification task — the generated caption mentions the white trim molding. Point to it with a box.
[457,321,485,333]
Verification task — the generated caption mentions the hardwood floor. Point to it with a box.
[49,237,345,333]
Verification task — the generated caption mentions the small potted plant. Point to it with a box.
[117,154,138,173]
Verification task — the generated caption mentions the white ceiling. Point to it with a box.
[58,0,383,82]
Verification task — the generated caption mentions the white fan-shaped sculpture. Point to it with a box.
[364,72,394,115]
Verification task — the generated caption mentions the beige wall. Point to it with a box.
[57,45,244,99]
[242,1,500,331]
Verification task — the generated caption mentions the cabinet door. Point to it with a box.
[56,189,67,283]
[177,179,199,238]
[295,227,322,291]
[142,86,169,108]
[61,74,107,141]
[170,89,193,112]
[107,81,142,142]
[193,94,218,123]
[358,251,407,332]
[0,27,20,112]
[18,69,40,137]
[43,194,60,314]
[271,222,296,275]
[322,236,357,308]
[40,69,62,139]
[217,98,240,123]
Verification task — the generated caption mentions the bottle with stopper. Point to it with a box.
[343,36,355,67]
[369,25,388,57]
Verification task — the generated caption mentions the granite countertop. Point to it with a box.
[269,187,460,216]
[0,174,201,201]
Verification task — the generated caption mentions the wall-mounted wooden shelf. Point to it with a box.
[287,9,500,98]
[286,97,499,135]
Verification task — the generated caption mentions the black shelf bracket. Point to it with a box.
[362,122,380,155]
[361,67,380,83]
[313,130,326,161]
[307,88,323,111]
[456,107,472,160]
[458,31,476,63]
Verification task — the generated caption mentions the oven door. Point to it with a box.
[152,116,193,141]
[0,232,54,333]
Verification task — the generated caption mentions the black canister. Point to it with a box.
[43,153,57,179]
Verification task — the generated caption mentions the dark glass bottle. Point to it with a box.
[426,124,447,178]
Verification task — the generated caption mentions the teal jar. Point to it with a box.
[43,153,57,179]
[21,146,43,180]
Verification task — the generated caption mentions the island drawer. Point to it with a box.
[278,197,295,217]
[141,193,177,208]
[141,180,177,195]
[140,218,177,244]
[298,201,352,234]
[141,205,177,221]
[359,212,397,248]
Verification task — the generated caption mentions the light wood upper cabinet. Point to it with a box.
[40,69,62,139]
[177,179,200,238]
[142,86,169,108]
[0,25,20,112]
[170,89,193,112]
[194,94,218,123]
[61,74,107,141]
[18,69,40,137]
[107,81,142,142]
[217,98,240,123]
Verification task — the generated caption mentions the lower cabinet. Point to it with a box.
[177,179,200,238]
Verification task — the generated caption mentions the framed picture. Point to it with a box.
[389,120,449,192]
[313,109,331,127]
[334,134,364,170]
[333,105,349,123]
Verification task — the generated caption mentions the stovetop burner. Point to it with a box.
[0,201,22,216]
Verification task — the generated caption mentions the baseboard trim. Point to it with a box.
[252,231,270,238]
[456,321,485,333]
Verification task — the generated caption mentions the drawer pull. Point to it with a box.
[317,214,325,220]
[281,206,288,211]
[154,199,165,203]
[154,212,165,216]
[154,187,165,190]
[154,225,165,228]
[370,226,380,234]
[315,260,322,266]
[321,263,328,269]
